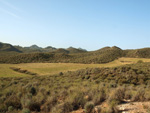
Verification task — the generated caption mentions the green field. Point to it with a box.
[0,57,150,77]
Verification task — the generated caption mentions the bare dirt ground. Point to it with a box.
[71,101,150,113]
[117,101,150,113]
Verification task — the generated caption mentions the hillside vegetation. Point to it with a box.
[0,42,21,53]
[0,42,150,64]
[1,62,150,113]
[0,46,123,64]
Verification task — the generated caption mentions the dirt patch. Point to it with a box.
[117,101,150,113]
[71,101,150,113]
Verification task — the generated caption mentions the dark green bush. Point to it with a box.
[29,87,36,95]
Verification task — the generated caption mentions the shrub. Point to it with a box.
[29,101,41,112]
[69,92,86,110]
[107,87,125,105]
[21,94,32,109]
[5,95,22,109]
[8,106,14,112]
[124,91,132,100]
[84,102,94,113]
[41,96,57,112]
[51,102,73,113]
[0,104,7,112]
[29,87,36,95]
[22,108,31,113]
[93,92,106,105]
[137,60,143,63]
[59,72,63,76]
[132,89,146,101]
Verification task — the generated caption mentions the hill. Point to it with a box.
[0,42,150,64]
[0,46,123,64]
[14,45,57,53]
[67,47,87,53]
[125,48,150,58]
[0,42,21,53]
[14,44,86,54]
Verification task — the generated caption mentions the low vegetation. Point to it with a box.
[1,62,150,112]
[1,42,150,112]
[1,57,150,77]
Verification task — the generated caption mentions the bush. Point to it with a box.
[5,95,22,109]
[29,87,36,95]
[69,92,86,110]
[107,87,125,105]
[132,89,146,101]
[8,106,14,112]
[22,108,30,113]
[21,94,32,109]
[29,101,41,112]
[51,102,73,113]
[41,96,57,112]
[137,60,143,63]
[93,92,106,105]
[59,72,63,76]
[0,104,7,112]
[84,102,94,113]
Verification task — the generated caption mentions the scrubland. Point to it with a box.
[0,60,150,113]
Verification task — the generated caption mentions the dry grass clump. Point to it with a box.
[69,92,86,110]
[84,102,95,113]
[107,87,126,105]
[51,102,73,113]
[41,95,57,112]
[131,88,146,101]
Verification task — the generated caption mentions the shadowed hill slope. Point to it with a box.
[0,42,21,53]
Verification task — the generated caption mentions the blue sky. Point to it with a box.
[0,0,150,50]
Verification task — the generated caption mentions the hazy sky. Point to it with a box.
[0,0,150,50]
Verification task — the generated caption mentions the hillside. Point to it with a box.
[14,45,57,53]
[0,42,21,53]
[0,42,150,64]
[0,46,123,64]
[67,47,87,53]
[14,44,86,54]
[125,48,150,58]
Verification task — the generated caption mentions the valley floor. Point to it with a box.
[1,57,150,77]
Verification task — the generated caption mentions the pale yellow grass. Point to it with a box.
[0,57,150,77]
[118,57,150,63]
[0,64,29,77]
